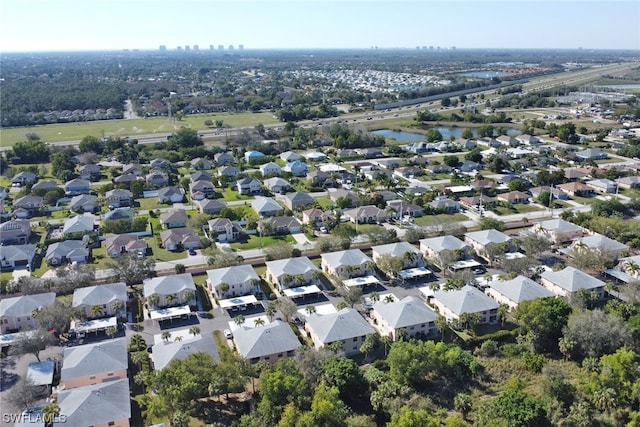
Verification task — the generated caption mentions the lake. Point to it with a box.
[372,127,520,141]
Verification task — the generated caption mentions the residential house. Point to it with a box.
[122,164,141,176]
[321,249,374,278]
[406,141,434,154]
[60,338,128,389]
[280,151,302,163]
[191,157,213,170]
[564,168,590,181]
[496,135,518,147]
[251,198,284,218]
[150,158,171,170]
[374,157,402,169]
[105,234,147,258]
[214,152,235,166]
[236,177,262,195]
[540,267,605,300]
[0,244,36,270]
[234,320,302,364]
[159,209,188,228]
[157,186,185,204]
[13,196,43,217]
[497,191,529,204]
[356,147,383,158]
[576,148,608,161]
[218,165,241,178]
[568,234,628,259]
[263,216,302,234]
[263,177,290,194]
[458,161,482,174]
[56,379,131,427]
[283,160,308,177]
[244,150,265,163]
[515,134,541,146]
[460,195,496,211]
[329,189,359,207]
[196,198,226,215]
[206,264,260,298]
[69,194,99,213]
[78,163,102,181]
[464,229,513,261]
[528,186,568,201]
[455,138,477,149]
[531,219,583,244]
[207,218,241,242]
[189,180,216,199]
[0,219,31,245]
[386,200,424,218]
[45,240,90,266]
[371,296,438,341]
[420,235,469,264]
[283,192,314,211]
[151,334,219,371]
[343,205,388,224]
[11,171,37,187]
[143,273,197,308]
[303,151,328,162]
[63,214,96,236]
[105,189,131,208]
[429,196,461,213]
[305,308,376,356]
[31,180,58,192]
[145,171,169,188]
[372,242,425,268]
[476,137,501,148]
[394,166,424,179]
[556,182,595,197]
[113,172,139,187]
[586,179,617,194]
[160,228,201,251]
[431,285,499,324]
[485,276,555,310]
[104,207,134,222]
[307,170,332,187]
[266,256,319,289]
[616,176,640,189]
[302,208,334,225]
[0,292,56,333]
[64,178,91,196]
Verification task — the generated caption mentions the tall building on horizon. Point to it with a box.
[218,45,224,51]
[228,45,234,50]
[193,45,199,51]
[238,44,244,51]
[159,45,166,52]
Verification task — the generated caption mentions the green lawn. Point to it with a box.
[354,223,386,235]
[220,187,254,202]
[230,234,295,250]
[313,196,335,210]
[570,195,598,205]
[142,237,189,262]
[227,205,258,221]
[413,213,468,226]
[1,112,279,146]
[493,204,544,216]
[136,197,172,211]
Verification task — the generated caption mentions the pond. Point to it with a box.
[372,127,520,141]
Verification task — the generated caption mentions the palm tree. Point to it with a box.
[174,336,183,342]
[234,315,246,327]
[218,282,230,298]
[254,318,265,327]
[370,292,380,303]
[165,293,177,307]
[147,294,160,309]
[42,402,60,426]
[403,251,418,267]
[106,326,118,339]
[183,291,195,304]
[91,305,104,318]
[293,275,306,287]
[383,295,395,303]
[498,304,509,326]
[130,350,148,370]
[396,328,408,342]
[265,303,277,321]
[111,301,124,317]
[624,260,640,277]
[305,305,317,315]
[435,315,448,342]
[380,335,392,356]
[161,331,172,342]
[129,334,146,352]
[311,270,323,284]
[281,274,294,288]
[189,326,201,337]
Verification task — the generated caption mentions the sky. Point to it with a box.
[1,0,639,52]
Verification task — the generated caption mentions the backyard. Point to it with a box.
[230,234,295,250]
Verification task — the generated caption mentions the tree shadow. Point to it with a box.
[0,371,19,391]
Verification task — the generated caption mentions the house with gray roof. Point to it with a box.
[72,282,127,320]
[262,216,302,234]
[12,195,43,217]
[45,240,89,266]
[56,379,131,427]
[151,334,219,371]
[158,186,185,204]
[69,194,99,213]
[568,234,628,258]
[531,219,583,244]
[11,171,37,186]
[576,148,608,161]
[540,266,605,299]
[251,198,284,218]
[321,249,374,279]
[143,273,196,308]
[305,308,376,356]
[329,189,359,206]
[190,171,212,183]
[189,180,216,200]
[236,177,262,195]
[616,176,640,189]
[260,162,282,177]
[218,165,240,177]
[207,218,241,243]
[431,285,499,324]
[0,244,37,271]
[60,338,128,389]
[191,157,213,170]
[104,207,134,222]
[206,264,260,298]
[263,177,290,194]
[214,152,235,166]
[31,180,58,192]
[266,256,319,289]
[464,229,513,261]
[280,151,302,163]
[160,228,201,251]
[586,179,617,194]
[343,205,388,224]
[372,242,425,269]
[234,320,302,363]
[0,292,56,333]
[371,296,439,341]
[282,192,314,211]
[64,178,91,196]
[105,234,147,258]
[0,219,31,245]
[302,208,334,225]
[283,160,308,177]
[159,209,188,229]
[196,198,226,215]
[105,189,131,208]
[420,235,469,263]
[78,163,101,180]
[62,214,96,236]
[485,276,555,310]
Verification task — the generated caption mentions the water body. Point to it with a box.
[461,71,504,79]
[595,84,640,90]
[372,127,520,141]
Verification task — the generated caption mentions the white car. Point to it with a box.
[319,226,328,234]
[223,329,233,339]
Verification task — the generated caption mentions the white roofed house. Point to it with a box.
[372,241,425,269]
[251,197,284,218]
[263,177,290,194]
[321,249,375,279]
[157,186,185,204]
[233,320,302,364]
[72,282,127,320]
[143,273,197,309]
[105,189,132,208]
[159,209,189,229]
[266,256,320,290]
[567,234,629,260]
[62,214,97,236]
[606,254,640,284]
[0,292,56,334]
[305,308,376,356]
[45,240,90,266]
[371,296,439,341]
[260,162,282,177]
[530,219,583,245]
[464,229,514,263]
[586,178,617,194]
[431,285,499,325]
[151,334,219,371]
[420,235,469,266]
[60,338,128,389]
[206,264,260,299]
[69,194,99,213]
[236,177,263,195]
[485,276,555,310]
[56,379,131,427]
[540,266,606,300]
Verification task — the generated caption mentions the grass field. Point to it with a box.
[413,213,468,226]
[0,112,279,146]
[493,204,544,216]
[220,187,254,202]
[230,234,295,250]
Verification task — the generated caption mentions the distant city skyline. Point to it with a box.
[1,0,639,53]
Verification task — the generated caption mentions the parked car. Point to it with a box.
[224,329,233,339]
